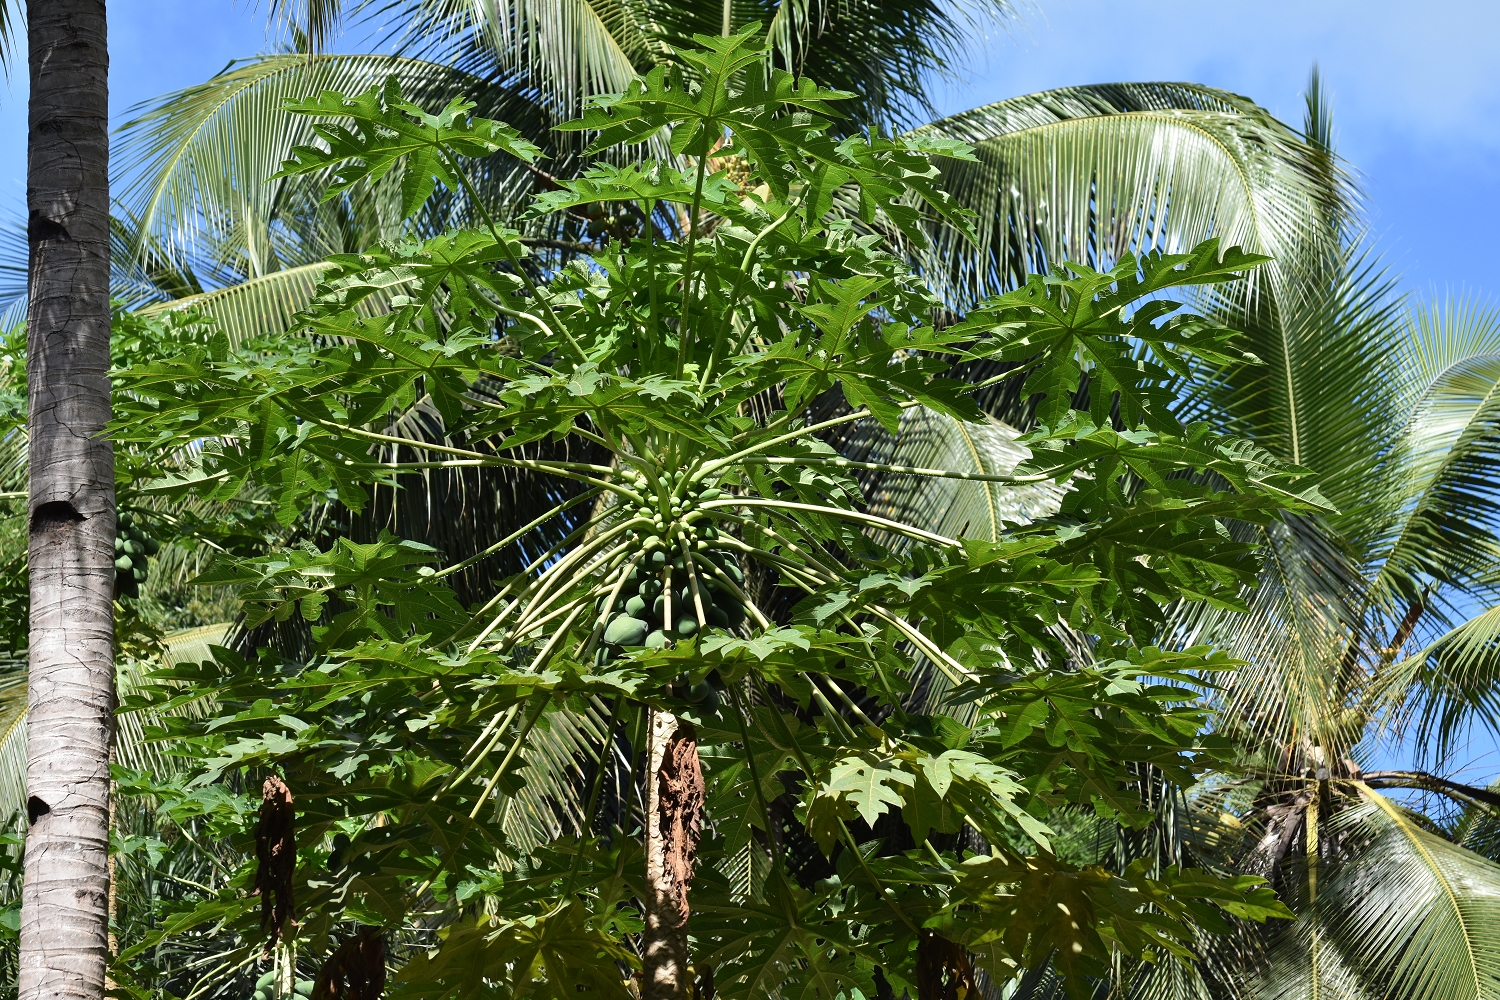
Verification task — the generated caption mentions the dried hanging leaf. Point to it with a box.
[255,775,297,950]
[313,926,387,1000]
[917,932,975,1000]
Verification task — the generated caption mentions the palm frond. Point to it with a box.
[1170,241,1402,754]
[1373,297,1500,610]
[0,655,25,829]
[909,82,1348,307]
[1384,599,1500,758]
[1253,788,1500,1000]
[0,0,19,77]
[268,0,349,52]
[368,0,1017,130]
[838,406,1065,544]
[114,53,551,278]
[0,624,235,845]
[136,261,408,346]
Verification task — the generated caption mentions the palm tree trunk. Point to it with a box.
[19,4,115,1000]
[642,710,704,1000]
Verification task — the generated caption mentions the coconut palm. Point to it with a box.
[1072,89,1500,998]
[18,5,117,1000]
[817,75,1500,999]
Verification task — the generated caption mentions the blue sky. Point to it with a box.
[2,0,1497,778]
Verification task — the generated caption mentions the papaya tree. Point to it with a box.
[109,28,1315,1000]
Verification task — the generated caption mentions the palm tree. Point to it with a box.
[804,74,1500,999]
[979,84,1500,998]
[19,4,116,1000]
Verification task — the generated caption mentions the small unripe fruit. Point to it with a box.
[603,615,649,646]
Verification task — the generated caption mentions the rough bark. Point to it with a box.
[1242,791,1312,886]
[642,711,705,1000]
[18,5,115,1000]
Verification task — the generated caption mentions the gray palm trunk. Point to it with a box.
[19,4,115,1000]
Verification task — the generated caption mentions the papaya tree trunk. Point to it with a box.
[642,710,704,1000]
[19,4,115,1000]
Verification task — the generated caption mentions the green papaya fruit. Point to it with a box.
[625,595,647,617]
[645,630,668,648]
[115,555,133,572]
[675,616,699,637]
[603,615,649,646]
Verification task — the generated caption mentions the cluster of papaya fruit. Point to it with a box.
[113,509,160,599]
[591,472,748,671]
[596,543,747,658]
[252,969,311,1000]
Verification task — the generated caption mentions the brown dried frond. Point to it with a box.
[312,926,387,1000]
[254,775,297,951]
[916,931,975,1000]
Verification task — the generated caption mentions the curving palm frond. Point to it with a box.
[331,0,1015,130]
[836,406,1066,545]
[910,81,1347,309]
[1254,788,1500,1000]
[114,53,553,282]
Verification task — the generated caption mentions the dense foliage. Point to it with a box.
[86,29,1331,999]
